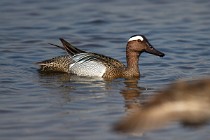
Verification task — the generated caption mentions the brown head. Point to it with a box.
[123,35,165,78]
[126,35,165,57]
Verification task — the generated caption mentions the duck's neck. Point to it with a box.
[124,46,141,77]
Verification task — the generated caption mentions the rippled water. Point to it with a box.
[1,0,210,140]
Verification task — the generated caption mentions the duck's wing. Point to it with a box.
[48,43,65,50]
[70,52,125,68]
[59,38,86,56]
[93,53,125,68]
[48,38,87,56]
[59,38,125,67]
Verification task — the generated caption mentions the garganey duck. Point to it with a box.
[37,35,165,79]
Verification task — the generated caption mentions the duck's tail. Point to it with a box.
[37,38,86,73]
[36,55,72,73]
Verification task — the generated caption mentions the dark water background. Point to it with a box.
[1,0,210,140]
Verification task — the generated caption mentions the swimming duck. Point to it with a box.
[113,78,210,134]
[37,35,165,79]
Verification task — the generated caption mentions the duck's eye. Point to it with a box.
[138,39,142,42]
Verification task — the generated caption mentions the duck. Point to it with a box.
[37,35,165,79]
[113,78,210,134]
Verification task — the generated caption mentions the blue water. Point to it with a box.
[1,0,210,140]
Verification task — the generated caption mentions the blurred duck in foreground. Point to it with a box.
[113,78,210,135]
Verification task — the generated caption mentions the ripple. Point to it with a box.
[0,0,210,140]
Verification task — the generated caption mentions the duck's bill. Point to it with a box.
[145,44,165,57]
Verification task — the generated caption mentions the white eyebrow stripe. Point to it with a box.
[128,36,144,42]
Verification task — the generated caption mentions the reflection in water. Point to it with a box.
[114,78,210,135]
[38,72,72,82]
[37,71,123,104]
[120,78,146,111]
[37,71,108,104]
[38,71,104,82]
[38,71,105,88]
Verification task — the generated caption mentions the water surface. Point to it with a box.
[1,0,210,140]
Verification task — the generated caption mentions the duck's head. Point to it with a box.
[127,35,165,57]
